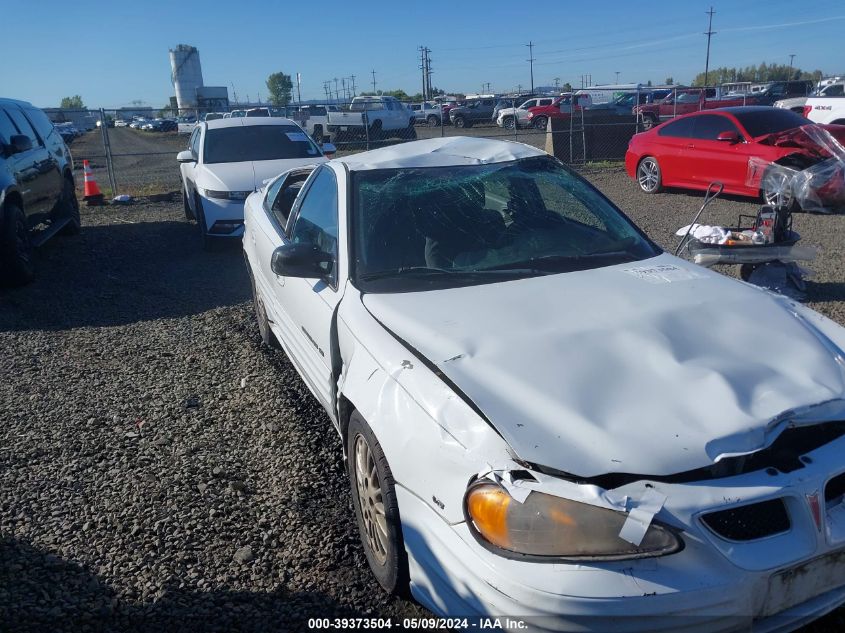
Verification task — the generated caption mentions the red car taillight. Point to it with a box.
[802,105,812,118]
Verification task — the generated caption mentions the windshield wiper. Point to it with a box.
[483,251,638,272]
[360,266,546,281]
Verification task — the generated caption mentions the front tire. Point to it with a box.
[194,194,215,251]
[0,203,35,286]
[426,115,440,127]
[641,114,657,131]
[502,116,516,130]
[56,175,81,236]
[183,186,194,220]
[452,116,466,129]
[637,157,663,193]
[249,272,280,349]
[347,411,407,595]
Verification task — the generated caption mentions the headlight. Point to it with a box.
[465,483,682,561]
[202,189,251,201]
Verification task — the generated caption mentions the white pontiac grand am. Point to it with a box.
[177,117,333,249]
[242,136,845,631]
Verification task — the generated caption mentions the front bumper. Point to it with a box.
[397,432,845,632]
[399,488,845,632]
[197,195,245,237]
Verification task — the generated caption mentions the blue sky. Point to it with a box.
[4,0,844,108]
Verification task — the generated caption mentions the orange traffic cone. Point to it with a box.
[82,160,104,206]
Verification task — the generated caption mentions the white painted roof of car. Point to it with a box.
[336,136,546,170]
[205,117,299,130]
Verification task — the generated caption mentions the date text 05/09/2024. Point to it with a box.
[307,617,529,630]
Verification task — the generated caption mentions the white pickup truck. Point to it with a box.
[804,97,845,125]
[291,104,340,142]
[776,83,844,114]
[326,96,416,143]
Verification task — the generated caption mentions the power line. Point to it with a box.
[704,6,716,86]
[526,41,535,93]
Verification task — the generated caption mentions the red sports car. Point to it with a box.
[625,106,845,211]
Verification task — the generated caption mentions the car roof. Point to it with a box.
[679,106,779,117]
[204,117,299,130]
[335,136,545,171]
[0,98,34,109]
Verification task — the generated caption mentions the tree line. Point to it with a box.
[690,62,823,87]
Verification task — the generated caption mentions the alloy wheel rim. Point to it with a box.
[764,173,793,208]
[638,160,658,191]
[354,434,388,565]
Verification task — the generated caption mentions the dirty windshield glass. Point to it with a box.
[203,125,320,163]
[352,156,658,292]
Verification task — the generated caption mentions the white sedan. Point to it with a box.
[243,136,845,630]
[177,117,333,248]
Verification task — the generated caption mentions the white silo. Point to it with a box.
[169,44,204,109]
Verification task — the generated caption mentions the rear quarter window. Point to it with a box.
[657,117,696,138]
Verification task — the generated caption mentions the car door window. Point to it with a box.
[24,108,55,142]
[190,129,201,157]
[0,110,19,144]
[691,115,740,140]
[657,117,696,138]
[6,107,42,147]
[289,167,339,285]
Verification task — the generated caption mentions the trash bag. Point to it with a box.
[745,261,808,302]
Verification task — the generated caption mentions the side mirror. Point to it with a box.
[716,131,740,143]
[177,150,196,163]
[321,143,337,157]
[271,243,333,279]
[7,134,32,155]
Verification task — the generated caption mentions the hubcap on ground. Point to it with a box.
[354,434,388,565]
[638,160,659,191]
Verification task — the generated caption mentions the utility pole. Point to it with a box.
[554,77,560,89]
[371,69,377,94]
[425,48,433,98]
[296,73,302,105]
[350,74,357,97]
[341,77,348,103]
[704,6,716,87]
[333,78,340,103]
[419,47,433,100]
[419,47,427,101]
[789,53,796,68]
[615,71,620,83]
[526,41,535,93]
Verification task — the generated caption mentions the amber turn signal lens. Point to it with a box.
[466,484,512,549]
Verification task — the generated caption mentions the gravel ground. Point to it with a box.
[1,164,844,632]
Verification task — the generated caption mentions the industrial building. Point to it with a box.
[168,44,229,113]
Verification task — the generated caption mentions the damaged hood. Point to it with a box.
[200,158,325,192]
[362,254,845,478]
[759,124,845,155]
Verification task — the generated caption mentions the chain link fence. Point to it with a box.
[48,85,779,198]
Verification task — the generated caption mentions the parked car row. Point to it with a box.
[237,134,845,631]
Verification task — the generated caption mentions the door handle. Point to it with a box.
[686,144,695,149]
